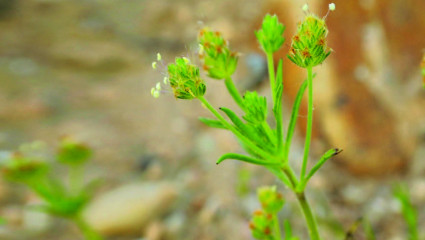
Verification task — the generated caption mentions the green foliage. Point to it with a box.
[155,4,338,240]
[256,14,286,54]
[0,139,102,240]
[167,57,206,99]
[287,14,331,68]
[243,91,268,125]
[198,28,238,79]
[393,184,419,240]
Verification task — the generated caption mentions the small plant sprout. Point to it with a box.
[152,3,339,239]
[0,139,103,240]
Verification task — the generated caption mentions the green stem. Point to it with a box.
[198,96,276,161]
[273,213,282,240]
[284,79,308,161]
[224,76,245,111]
[267,53,276,102]
[300,67,313,180]
[282,166,299,189]
[74,215,103,240]
[70,164,83,195]
[296,192,321,240]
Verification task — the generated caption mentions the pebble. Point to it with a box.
[83,182,178,235]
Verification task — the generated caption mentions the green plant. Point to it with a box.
[393,184,420,240]
[0,138,102,240]
[151,3,338,240]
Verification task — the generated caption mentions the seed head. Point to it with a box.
[255,14,286,54]
[198,28,238,79]
[287,14,332,68]
[167,57,206,100]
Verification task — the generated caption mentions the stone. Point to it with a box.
[83,182,178,236]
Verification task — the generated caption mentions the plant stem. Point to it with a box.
[74,215,103,240]
[70,164,83,195]
[224,76,245,111]
[296,191,321,240]
[300,67,313,180]
[273,213,282,240]
[267,53,276,102]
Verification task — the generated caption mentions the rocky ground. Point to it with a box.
[0,0,424,239]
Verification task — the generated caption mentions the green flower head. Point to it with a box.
[198,28,238,79]
[288,14,331,68]
[57,136,92,166]
[256,14,286,54]
[249,209,274,240]
[2,153,48,183]
[257,185,285,214]
[168,57,206,100]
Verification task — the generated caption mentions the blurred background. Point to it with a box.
[0,0,424,239]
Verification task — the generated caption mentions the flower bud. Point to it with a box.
[288,14,331,68]
[257,185,285,214]
[57,136,92,166]
[255,14,286,54]
[167,57,206,99]
[2,153,48,183]
[198,28,238,79]
[249,209,274,240]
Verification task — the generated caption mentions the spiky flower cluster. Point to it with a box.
[198,28,238,79]
[288,14,331,68]
[256,14,286,54]
[57,136,92,166]
[167,57,206,100]
[2,153,48,183]
[250,186,285,239]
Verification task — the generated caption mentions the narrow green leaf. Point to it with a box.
[273,59,284,152]
[199,117,227,129]
[304,148,342,184]
[363,218,376,240]
[216,153,280,166]
[220,107,259,142]
[284,73,317,160]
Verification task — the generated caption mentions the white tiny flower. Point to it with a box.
[152,90,160,98]
[157,53,162,61]
[302,3,309,12]
[182,57,190,64]
[156,82,161,90]
[329,3,335,11]
[163,77,168,85]
[152,61,157,70]
[151,87,156,96]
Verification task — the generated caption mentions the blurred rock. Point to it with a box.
[83,182,178,236]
